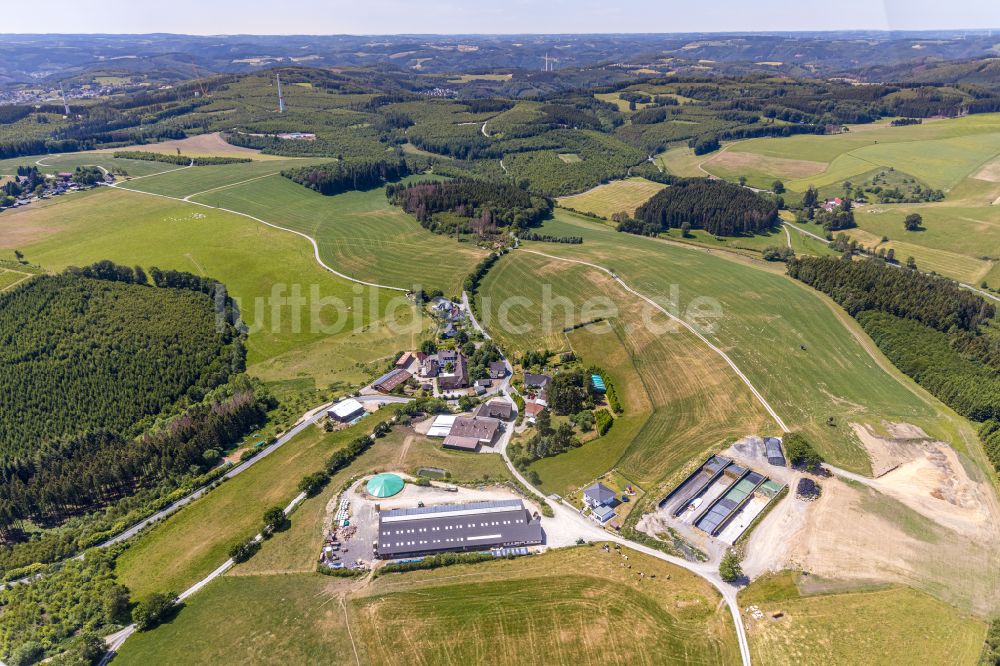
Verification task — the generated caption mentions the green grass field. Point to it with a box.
[556,177,666,218]
[118,159,321,199]
[188,174,486,294]
[0,267,32,291]
[114,574,356,665]
[0,186,426,387]
[114,413,397,599]
[513,210,979,475]
[739,572,986,666]
[478,252,773,494]
[662,115,1000,283]
[353,545,739,666]
[0,153,180,178]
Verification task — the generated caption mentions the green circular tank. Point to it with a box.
[366,473,405,498]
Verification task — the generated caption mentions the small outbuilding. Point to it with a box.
[475,400,513,420]
[443,435,481,452]
[591,504,616,524]
[764,437,785,467]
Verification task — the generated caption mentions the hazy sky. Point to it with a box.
[4,0,1000,34]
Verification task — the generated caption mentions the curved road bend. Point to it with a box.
[493,423,753,666]
[13,396,409,587]
[100,395,409,548]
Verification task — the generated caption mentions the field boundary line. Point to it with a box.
[183,171,281,201]
[108,182,409,292]
[118,163,194,181]
[341,596,362,666]
[0,274,33,292]
[522,248,789,432]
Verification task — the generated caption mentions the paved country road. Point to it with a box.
[12,395,410,586]
[493,382,754,666]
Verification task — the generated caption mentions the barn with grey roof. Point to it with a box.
[376,499,543,558]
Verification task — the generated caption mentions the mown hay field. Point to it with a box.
[556,177,666,218]
[515,210,978,475]
[353,545,739,666]
[478,251,773,494]
[739,572,986,666]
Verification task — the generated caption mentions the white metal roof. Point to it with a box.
[427,414,457,437]
[329,398,364,419]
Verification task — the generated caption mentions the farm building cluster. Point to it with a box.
[320,474,546,568]
[1,166,113,211]
[425,398,514,451]
[658,451,786,545]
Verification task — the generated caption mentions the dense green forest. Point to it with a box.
[625,178,778,236]
[789,256,1000,471]
[786,256,993,332]
[858,311,1000,425]
[386,178,552,234]
[282,157,413,195]
[0,264,262,537]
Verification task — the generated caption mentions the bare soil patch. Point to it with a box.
[974,155,1000,183]
[743,420,1000,614]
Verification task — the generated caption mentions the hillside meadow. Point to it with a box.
[515,210,979,476]
[739,572,986,666]
[353,545,739,666]
[0,186,427,389]
[188,174,486,295]
[683,114,1000,284]
[478,251,773,494]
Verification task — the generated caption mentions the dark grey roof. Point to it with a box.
[475,400,513,420]
[524,373,551,387]
[765,438,785,465]
[443,435,480,451]
[449,416,500,442]
[584,482,616,505]
[377,499,542,558]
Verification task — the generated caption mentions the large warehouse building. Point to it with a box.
[375,499,543,559]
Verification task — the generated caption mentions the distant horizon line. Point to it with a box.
[2,28,999,38]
